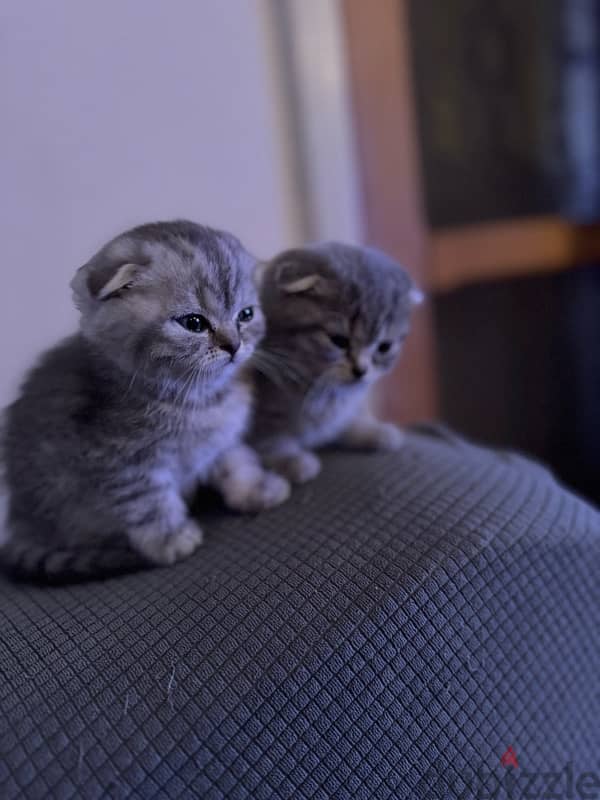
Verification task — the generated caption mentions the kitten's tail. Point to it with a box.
[0,413,150,585]
[0,537,151,585]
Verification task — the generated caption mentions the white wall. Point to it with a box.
[0,0,302,406]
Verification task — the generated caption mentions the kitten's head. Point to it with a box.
[259,242,422,386]
[71,220,265,391]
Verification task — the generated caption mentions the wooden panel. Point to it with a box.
[343,0,438,423]
[432,217,600,292]
[343,0,600,421]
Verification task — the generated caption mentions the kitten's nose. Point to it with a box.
[352,365,366,380]
[215,330,240,358]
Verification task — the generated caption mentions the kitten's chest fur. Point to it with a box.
[148,381,251,493]
[299,383,364,448]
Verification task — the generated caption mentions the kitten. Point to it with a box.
[249,242,422,483]
[0,220,289,583]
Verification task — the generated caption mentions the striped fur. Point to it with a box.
[250,243,419,483]
[0,221,288,583]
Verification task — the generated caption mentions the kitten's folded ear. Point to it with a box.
[70,240,148,309]
[90,262,140,300]
[271,249,335,297]
[279,272,321,294]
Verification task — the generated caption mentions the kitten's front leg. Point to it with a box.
[117,480,203,566]
[211,444,291,513]
[259,436,322,484]
[338,413,405,451]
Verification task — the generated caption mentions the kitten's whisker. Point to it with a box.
[172,364,202,432]
[251,355,288,389]
[255,366,288,391]
[253,349,306,388]
[263,350,309,385]
[125,368,141,398]
[254,355,304,391]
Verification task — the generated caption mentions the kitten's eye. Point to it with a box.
[237,307,254,323]
[329,334,350,350]
[177,314,210,333]
[377,341,392,354]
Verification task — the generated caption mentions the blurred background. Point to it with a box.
[1,0,598,502]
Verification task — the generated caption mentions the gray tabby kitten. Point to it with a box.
[249,242,421,483]
[0,220,289,582]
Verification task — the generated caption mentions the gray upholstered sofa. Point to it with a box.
[1,426,599,799]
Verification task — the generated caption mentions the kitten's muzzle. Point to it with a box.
[214,329,241,358]
[351,364,367,380]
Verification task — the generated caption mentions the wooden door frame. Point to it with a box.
[342,0,600,423]
[343,0,438,423]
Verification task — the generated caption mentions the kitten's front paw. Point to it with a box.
[130,518,204,566]
[251,471,291,510]
[224,470,291,513]
[368,422,406,451]
[275,451,322,484]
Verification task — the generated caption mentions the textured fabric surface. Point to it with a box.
[0,429,599,799]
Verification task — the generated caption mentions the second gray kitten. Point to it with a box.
[249,242,421,483]
[0,220,289,583]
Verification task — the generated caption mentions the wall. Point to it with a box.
[0,0,302,406]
